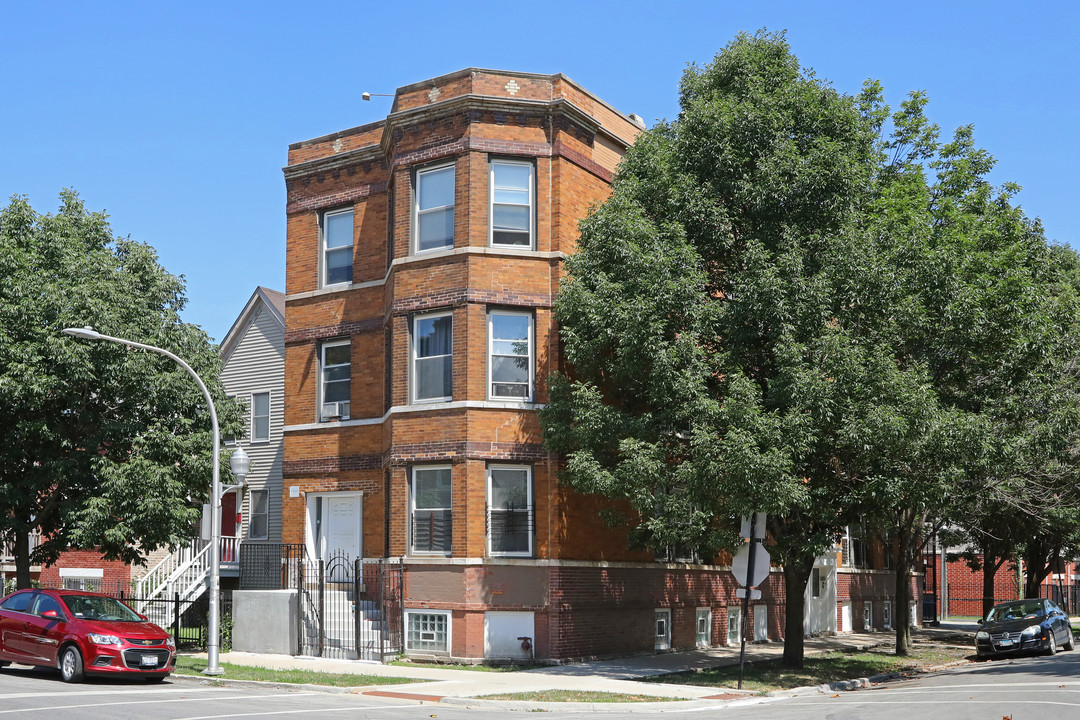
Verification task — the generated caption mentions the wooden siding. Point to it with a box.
[220,302,285,544]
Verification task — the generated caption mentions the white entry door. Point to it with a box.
[307,492,362,564]
[804,563,837,636]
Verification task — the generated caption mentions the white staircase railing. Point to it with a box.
[134,539,213,613]
[135,539,204,601]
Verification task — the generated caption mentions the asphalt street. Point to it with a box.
[718,648,1080,720]
[2,647,1079,719]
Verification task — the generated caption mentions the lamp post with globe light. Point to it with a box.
[61,326,237,675]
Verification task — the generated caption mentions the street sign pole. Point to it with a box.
[737,512,759,690]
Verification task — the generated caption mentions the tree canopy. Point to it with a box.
[541,30,1080,665]
[0,191,241,588]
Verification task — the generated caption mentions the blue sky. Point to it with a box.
[3,1,1076,343]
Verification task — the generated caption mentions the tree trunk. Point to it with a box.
[14,530,31,590]
[894,559,913,655]
[782,556,815,668]
[981,553,1005,618]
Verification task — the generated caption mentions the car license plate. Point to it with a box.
[998,639,1015,647]
[141,654,158,666]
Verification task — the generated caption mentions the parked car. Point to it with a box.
[974,598,1075,658]
[0,588,175,682]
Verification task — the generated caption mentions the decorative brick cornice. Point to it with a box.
[282,454,382,476]
[391,288,553,315]
[286,180,387,216]
[389,441,548,465]
[553,139,613,184]
[284,318,383,345]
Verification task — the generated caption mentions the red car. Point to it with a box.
[0,588,175,682]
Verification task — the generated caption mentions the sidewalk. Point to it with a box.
[180,623,975,709]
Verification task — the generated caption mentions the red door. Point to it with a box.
[221,492,237,561]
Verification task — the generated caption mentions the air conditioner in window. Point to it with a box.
[321,401,350,420]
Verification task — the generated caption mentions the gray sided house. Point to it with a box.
[218,287,285,548]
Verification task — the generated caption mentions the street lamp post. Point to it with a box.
[62,326,229,675]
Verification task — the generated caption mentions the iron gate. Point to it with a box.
[296,553,403,661]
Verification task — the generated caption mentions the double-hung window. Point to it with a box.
[487,465,533,557]
[251,392,270,443]
[412,313,452,402]
[320,340,351,421]
[410,466,452,555]
[415,164,455,252]
[488,311,533,400]
[249,490,268,540]
[321,208,353,286]
[490,160,534,247]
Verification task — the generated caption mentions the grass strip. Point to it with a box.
[646,643,971,692]
[477,689,685,703]
[174,656,423,687]
[388,659,544,672]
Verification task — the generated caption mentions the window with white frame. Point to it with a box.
[251,392,270,442]
[321,208,353,286]
[863,600,873,630]
[883,600,893,630]
[415,164,455,252]
[412,313,452,402]
[320,340,351,421]
[487,465,533,557]
[410,466,452,555]
[60,568,103,592]
[490,160,534,247]
[488,311,533,400]
[249,489,268,540]
[406,610,450,653]
[842,524,868,568]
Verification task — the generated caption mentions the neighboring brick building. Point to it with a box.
[280,68,921,661]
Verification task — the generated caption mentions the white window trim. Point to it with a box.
[248,489,269,541]
[486,464,534,558]
[320,208,354,288]
[863,600,873,631]
[58,568,104,579]
[319,339,351,422]
[250,391,271,444]
[489,159,535,249]
[883,600,893,630]
[409,465,453,557]
[411,311,453,404]
[405,609,451,654]
[413,163,456,255]
[487,310,534,402]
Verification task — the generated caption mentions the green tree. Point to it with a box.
[868,94,1080,644]
[0,191,241,589]
[542,30,938,667]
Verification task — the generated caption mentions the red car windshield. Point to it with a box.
[61,595,142,622]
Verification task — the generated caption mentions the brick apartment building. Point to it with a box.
[279,68,920,662]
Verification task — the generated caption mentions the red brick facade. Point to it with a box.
[281,69,912,661]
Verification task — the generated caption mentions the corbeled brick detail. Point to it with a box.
[285,318,383,344]
[553,138,613,183]
[286,181,388,215]
[282,454,382,476]
[391,288,553,315]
